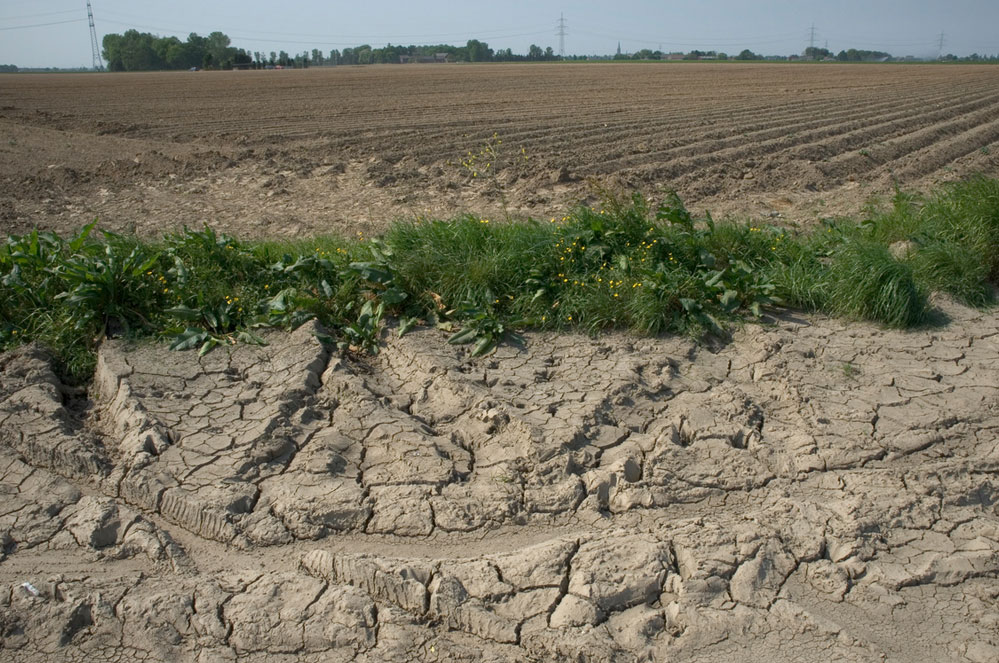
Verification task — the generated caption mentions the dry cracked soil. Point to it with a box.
[1,294,998,662]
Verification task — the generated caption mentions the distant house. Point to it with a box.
[666,53,685,61]
[400,53,451,64]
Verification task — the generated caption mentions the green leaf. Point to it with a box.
[720,289,740,312]
[448,326,479,345]
[471,335,496,357]
[169,328,209,351]
[313,332,336,347]
[380,287,408,306]
[198,337,219,356]
[235,330,268,346]
[704,270,725,288]
[704,210,716,232]
[165,305,203,321]
[398,316,418,337]
[703,313,725,337]
[69,220,97,252]
[349,262,394,285]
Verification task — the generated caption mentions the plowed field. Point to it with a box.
[3,64,999,663]
[1,63,997,238]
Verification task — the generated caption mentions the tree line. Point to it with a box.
[100,30,560,71]
[606,46,999,63]
[91,29,999,72]
[102,30,251,71]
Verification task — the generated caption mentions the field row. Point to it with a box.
[1,63,997,238]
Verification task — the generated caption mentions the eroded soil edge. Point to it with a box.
[2,298,998,662]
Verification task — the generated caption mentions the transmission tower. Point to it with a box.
[87,1,105,71]
[808,24,817,51]
[556,13,568,58]
[937,31,946,59]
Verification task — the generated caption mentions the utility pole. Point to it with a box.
[87,0,105,71]
[556,13,567,58]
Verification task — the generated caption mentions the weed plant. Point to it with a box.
[2,176,998,384]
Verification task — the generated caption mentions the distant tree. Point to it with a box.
[527,44,544,61]
[328,49,340,65]
[102,33,125,71]
[233,50,252,68]
[836,48,893,61]
[545,46,555,60]
[102,29,249,71]
[736,49,761,60]
[0,64,18,73]
[121,30,161,70]
[466,39,493,62]
[269,51,277,66]
[205,31,232,68]
[804,46,832,60]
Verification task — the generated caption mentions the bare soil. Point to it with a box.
[1,64,998,238]
[3,298,999,661]
[2,64,999,662]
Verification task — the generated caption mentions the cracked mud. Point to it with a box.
[2,296,998,662]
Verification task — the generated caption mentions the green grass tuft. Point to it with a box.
[827,240,927,327]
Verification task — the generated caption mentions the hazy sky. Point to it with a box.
[1,0,997,68]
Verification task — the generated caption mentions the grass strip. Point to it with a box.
[2,176,998,384]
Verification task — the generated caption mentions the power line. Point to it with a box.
[87,0,104,71]
[0,9,81,21]
[97,11,544,42]
[556,13,567,58]
[96,17,549,47]
[0,18,86,31]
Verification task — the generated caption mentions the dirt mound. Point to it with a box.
[2,295,998,661]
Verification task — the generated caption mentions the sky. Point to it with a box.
[1,0,997,68]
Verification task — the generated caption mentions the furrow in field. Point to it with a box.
[815,103,999,179]
[285,83,976,168]
[594,95,996,177]
[889,116,999,180]
[403,82,991,168]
